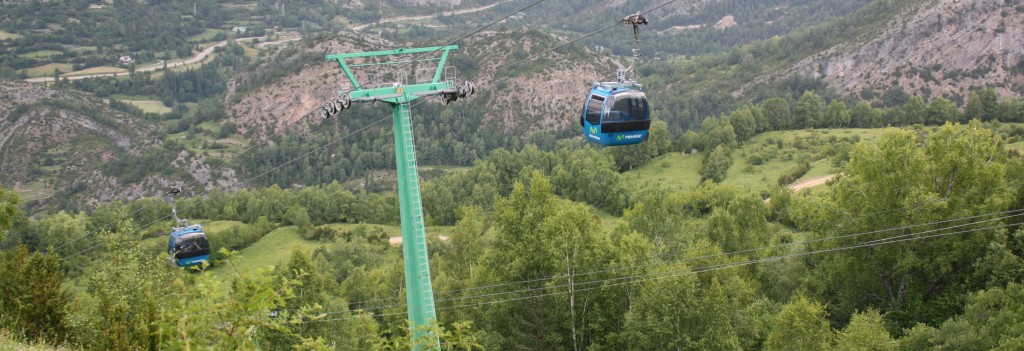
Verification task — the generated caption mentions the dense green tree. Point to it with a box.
[794,91,826,128]
[433,207,489,318]
[834,309,896,351]
[624,272,751,351]
[263,248,346,349]
[764,295,833,351]
[157,251,326,350]
[972,228,1024,288]
[901,96,926,125]
[761,97,792,130]
[850,101,882,128]
[74,222,179,350]
[999,99,1024,122]
[806,122,1013,328]
[964,88,999,122]
[605,120,671,170]
[701,145,733,183]
[749,104,770,133]
[21,211,87,252]
[700,116,738,151]
[726,194,771,249]
[0,246,70,343]
[825,100,851,127]
[619,189,690,252]
[476,172,624,350]
[729,107,757,142]
[925,97,959,125]
[899,283,1024,351]
[881,86,909,108]
[0,185,21,244]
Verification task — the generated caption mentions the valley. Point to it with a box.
[1,0,1024,350]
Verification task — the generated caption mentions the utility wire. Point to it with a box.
[58,0,554,258]
[494,0,683,73]
[298,219,1021,323]
[353,0,549,87]
[55,0,680,258]
[336,207,1024,310]
[299,208,1024,316]
[437,221,1022,312]
[428,214,1022,307]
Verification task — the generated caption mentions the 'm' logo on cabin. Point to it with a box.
[589,127,598,134]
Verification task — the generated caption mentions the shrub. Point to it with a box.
[301,225,338,241]
[777,162,811,186]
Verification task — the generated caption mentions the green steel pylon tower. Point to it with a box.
[323,45,474,349]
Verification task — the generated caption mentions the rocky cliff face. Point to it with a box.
[225,29,615,140]
[783,0,1024,101]
[225,33,393,139]
[0,81,233,209]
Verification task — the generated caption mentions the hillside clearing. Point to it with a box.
[19,50,62,58]
[628,152,704,192]
[206,226,326,279]
[24,63,74,77]
[0,31,21,39]
[119,99,172,114]
[628,128,885,193]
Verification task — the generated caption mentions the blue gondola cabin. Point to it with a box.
[580,82,651,146]
[167,224,210,268]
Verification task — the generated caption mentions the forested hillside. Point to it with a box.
[1,118,1023,350]
[2,0,1024,349]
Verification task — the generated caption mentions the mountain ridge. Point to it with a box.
[771,0,1024,101]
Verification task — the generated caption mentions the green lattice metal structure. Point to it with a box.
[324,45,473,350]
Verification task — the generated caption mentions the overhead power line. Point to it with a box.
[298,209,1023,320]
[301,219,1020,324]
[334,207,1024,311]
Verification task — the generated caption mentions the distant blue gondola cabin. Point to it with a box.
[580,82,651,146]
[167,224,210,268]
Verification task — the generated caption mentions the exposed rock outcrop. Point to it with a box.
[780,0,1024,100]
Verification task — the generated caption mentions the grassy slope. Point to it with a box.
[0,30,21,39]
[205,223,455,279]
[628,128,888,193]
[122,100,172,114]
[628,152,705,192]
[24,63,74,77]
[187,28,223,43]
[1009,140,1024,153]
[206,226,322,279]
[18,50,62,58]
[725,128,885,192]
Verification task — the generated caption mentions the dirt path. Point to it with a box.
[25,42,228,83]
[389,235,450,246]
[352,2,502,31]
[256,36,301,48]
[789,174,837,192]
